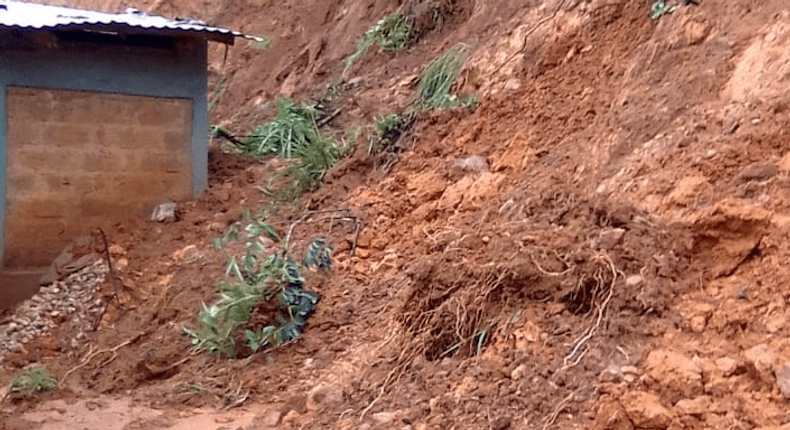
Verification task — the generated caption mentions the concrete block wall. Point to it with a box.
[0,32,209,268]
[3,88,193,267]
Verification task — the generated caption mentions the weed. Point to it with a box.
[277,133,348,200]
[10,366,57,394]
[369,113,408,154]
[412,44,468,112]
[252,36,273,50]
[344,12,413,72]
[184,217,330,358]
[240,97,322,159]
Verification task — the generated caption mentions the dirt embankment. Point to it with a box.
[5,1,790,429]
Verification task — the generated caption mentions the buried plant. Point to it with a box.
[9,366,57,394]
[183,216,331,358]
[344,12,413,72]
[411,44,470,112]
[234,96,350,200]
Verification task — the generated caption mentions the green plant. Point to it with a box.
[344,12,413,72]
[411,44,468,112]
[240,97,323,159]
[10,366,57,394]
[369,113,407,154]
[277,133,348,200]
[184,217,330,358]
[252,36,273,50]
[650,1,674,19]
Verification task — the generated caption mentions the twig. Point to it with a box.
[351,219,362,257]
[541,389,579,430]
[58,333,142,388]
[317,108,342,128]
[98,228,120,296]
[530,253,572,276]
[490,0,567,76]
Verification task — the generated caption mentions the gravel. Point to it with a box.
[0,260,108,360]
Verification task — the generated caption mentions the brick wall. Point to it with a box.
[4,87,193,267]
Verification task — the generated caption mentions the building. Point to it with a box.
[0,1,253,271]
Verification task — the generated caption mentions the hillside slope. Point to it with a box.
[4,1,790,429]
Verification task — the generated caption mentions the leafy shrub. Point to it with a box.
[184,217,330,358]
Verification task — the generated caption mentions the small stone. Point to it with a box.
[622,391,672,429]
[598,228,626,249]
[280,410,300,426]
[625,275,644,288]
[108,245,126,256]
[690,315,706,333]
[703,149,717,159]
[151,202,179,222]
[255,409,282,427]
[371,412,396,425]
[744,344,775,373]
[510,364,528,381]
[775,364,790,399]
[675,396,711,416]
[621,366,639,375]
[715,357,738,376]
[623,374,636,383]
[765,314,786,334]
[737,161,778,183]
[599,365,623,383]
[6,322,18,331]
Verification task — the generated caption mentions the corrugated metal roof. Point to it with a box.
[0,1,260,44]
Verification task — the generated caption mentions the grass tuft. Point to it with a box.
[344,12,413,72]
[412,44,468,112]
[10,366,57,394]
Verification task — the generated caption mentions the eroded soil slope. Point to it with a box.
[4,1,790,429]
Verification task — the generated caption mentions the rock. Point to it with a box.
[108,244,126,256]
[774,364,790,399]
[625,275,644,288]
[371,412,397,425]
[593,396,634,430]
[689,315,706,333]
[644,349,703,401]
[251,409,282,428]
[715,357,738,376]
[737,161,778,183]
[280,410,300,427]
[307,383,344,412]
[744,344,776,373]
[598,228,626,250]
[674,396,711,416]
[621,391,672,429]
[449,155,489,178]
[151,202,179,222]
[621,366,639,375]
[600,365,624,383]
[510,364,528,381]
[765,314,786,334]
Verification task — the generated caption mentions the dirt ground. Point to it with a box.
[4,0,790,429]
